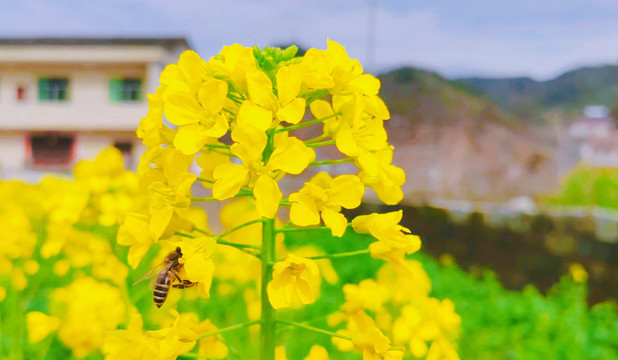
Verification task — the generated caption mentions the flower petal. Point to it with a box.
[276,97,306,125]
[237,101,273,131]
[213,164,249,200]
[253,175,282,218]
[164,93,203,126]
[321,208,348,237]
[198,79,228,117]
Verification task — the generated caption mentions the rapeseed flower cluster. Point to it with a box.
[0,41,462,360]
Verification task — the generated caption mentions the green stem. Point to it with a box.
[191,192,253,202]
[195,320,261,340]
[305,249,370,260]
[275,223,352,233]
[217,219,264,240]
[260,218,276,360]
[308,158,354,166]
[274,112,340,133]
[305,133,328,144]
[276,320,352,341]
[190,197,218,202]
[305,139,335,148]
[202,143,231,150]
[217,240,261,250]
[279,199,291,207]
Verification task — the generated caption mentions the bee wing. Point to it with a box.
[132,262,165,286]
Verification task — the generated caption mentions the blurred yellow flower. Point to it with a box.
[195,319,229,358]
[26,311,60,343]
[305,345,330,359]
[569,263,588,282]
[52,277,126,358]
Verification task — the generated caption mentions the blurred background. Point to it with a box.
[0,0,617,304]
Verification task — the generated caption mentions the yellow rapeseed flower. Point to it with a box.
[352,211,421,273]
[267,254,320,309]
[289,172,364,237]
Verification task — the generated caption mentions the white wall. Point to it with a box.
[0,133,26,170]
[0,63,148,131]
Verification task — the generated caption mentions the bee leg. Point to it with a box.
[172,280,198,289]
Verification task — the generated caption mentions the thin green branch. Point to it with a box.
[190,196,218,202]
[192,227,214,236]
[274,112,340,134]
[191,192,253,202]
[305,133,328,144]
[305,249,370,260]
[308,158,354,166]
[276,320,352,341]
[217,239,261,251]
[195,320,261,340]
[216,218,264,240]
[202,143,231,150]
[275,222,352,233]
[279,199,291,207]
[305,139,335,148]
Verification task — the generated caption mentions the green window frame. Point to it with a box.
[109,78,142,102]
[38,78,69,101]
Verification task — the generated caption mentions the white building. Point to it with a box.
[0,38,189,180]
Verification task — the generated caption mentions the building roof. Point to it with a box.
[0,37,190,50]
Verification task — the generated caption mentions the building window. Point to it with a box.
[17,85,26,101]
[109,78,142,102]
[29,134,75,167]
[38,78,69,101]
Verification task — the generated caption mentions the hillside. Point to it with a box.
[376,67,558,202]
[453,65,618,118]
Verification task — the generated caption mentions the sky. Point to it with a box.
[1,0,617,80]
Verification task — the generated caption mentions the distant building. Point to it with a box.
[567,105,618,167]
[0,37,189,180]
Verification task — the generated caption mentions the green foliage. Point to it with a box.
[423,258,618,360]
[285,229,618,360]
[547,165,618,210]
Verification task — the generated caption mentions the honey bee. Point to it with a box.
[133,247,197,308]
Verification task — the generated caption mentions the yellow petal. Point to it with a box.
[174,125,211,155]
[289,193,320,226]
[237,101,273,131]
[321,208,348,237]
[164,93,203,126]
[348,74,381,96]
[247,69,274,108]
[335,124,358,157]
[254,175,282,218]
[198,78,228,117]
[276,97,306,125]
[267,137,314,174]
[328,175,364,209]
[276,64,302,105]
[357,151,380,176]
[231,123,268,159]
[213,164,249,200]
[309,99,334,119]
[267,271,293,309]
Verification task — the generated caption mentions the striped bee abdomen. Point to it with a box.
[153,273,171,308]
